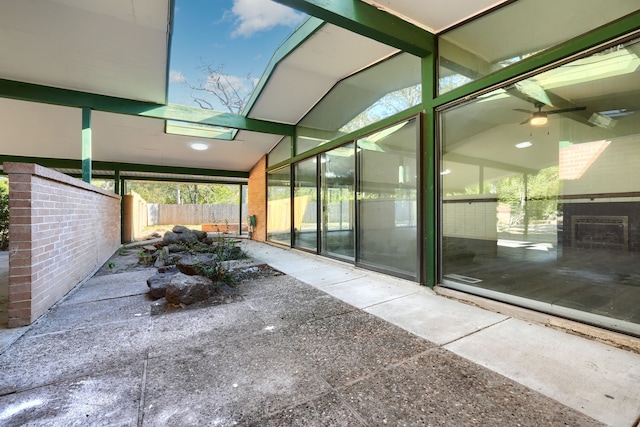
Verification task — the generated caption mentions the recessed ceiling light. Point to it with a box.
[440,169,452,175]
[515,141,533,149]
[189,141,209,151]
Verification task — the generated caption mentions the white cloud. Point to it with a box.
[229,0,305,38]
[169,70,187,83]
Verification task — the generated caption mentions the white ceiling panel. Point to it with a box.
[360,0,510,33]
[248,24,398,124]
[0,98,278,173]
[92,112,282,171]
[0,0,169,103]
[0,98,81,160]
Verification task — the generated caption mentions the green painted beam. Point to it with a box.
[421,55,436,288]
[78,174,246,186]
[81,107,92,183]
[0,155,249,179]
[114,168,121,195]
[244,17,325,116]
[0,79,294,137]
[165,0,177,105]
[273,0,435,57]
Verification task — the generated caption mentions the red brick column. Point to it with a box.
[5,163,121,327]
[248,156,267,242]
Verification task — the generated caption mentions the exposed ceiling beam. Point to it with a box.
[273,0,435,57]
[0,78,294,137]
[0,155,249,179]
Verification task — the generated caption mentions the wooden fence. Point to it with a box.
[148,204,246,226]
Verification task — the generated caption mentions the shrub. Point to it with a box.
[0,183,8,249]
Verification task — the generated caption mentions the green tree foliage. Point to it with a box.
[0,179,9,248]
[127,182,240,205]
[496,166,560,221]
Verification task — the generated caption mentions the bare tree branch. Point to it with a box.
[182,60,256,114]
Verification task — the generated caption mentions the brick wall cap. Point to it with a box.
[4,162,120,200]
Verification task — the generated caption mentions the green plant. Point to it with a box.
[210,236,247,261]
[108,262,116,270]
[194,261,234,284]
[137,250,153,265]
[0,182,9,249]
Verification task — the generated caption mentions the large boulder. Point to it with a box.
[162,231,198,246]
[146,266,179,299]
[165,272,212,305]
[172,225,207,241]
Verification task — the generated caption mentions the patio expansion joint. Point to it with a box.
[297,274,366,288]
[439,316,512,348]
[137,350,149,427]
[358,290,425,310]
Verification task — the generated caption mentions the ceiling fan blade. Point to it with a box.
[547,106,587,115]
[519,118,531,125]
[513,108,535,114]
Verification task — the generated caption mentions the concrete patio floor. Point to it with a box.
[0,240,639,426]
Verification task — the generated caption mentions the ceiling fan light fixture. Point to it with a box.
[530,115,548,126]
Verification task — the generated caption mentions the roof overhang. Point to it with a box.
[8,0,616,183]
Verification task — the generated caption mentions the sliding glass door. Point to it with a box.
[321,144,355,261]
[357,118,420,279]
[294,158,318,251]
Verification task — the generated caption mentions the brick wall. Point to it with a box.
[248,155,266,242]
[5,163,121,327]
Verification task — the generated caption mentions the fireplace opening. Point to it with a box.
[571,215,628,250]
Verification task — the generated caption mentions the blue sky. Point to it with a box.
[168,0,306,111]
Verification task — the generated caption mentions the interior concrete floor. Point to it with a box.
[1,241,639,426]
[443,240,640,325]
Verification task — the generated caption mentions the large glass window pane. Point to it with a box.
[267,136,291,167]
[358,118,419,279]
[267,167,291,245]
[438,0,638,94]
[294,158,318,251]
[297,53,421,154]
[440,37,640,334]
[321,143,355,260]
[241,184,248,236]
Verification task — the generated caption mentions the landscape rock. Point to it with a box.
[165,243,184,253]
[172,225,206,240]
[165,272,212,305]
[172,225,191,234]
[176,254,219,276]
[146,266,179,299]
[162,231,198,246]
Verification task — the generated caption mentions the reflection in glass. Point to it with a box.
[297,53,421,155]
[438,0,638,94]
[321,144,355,260]
[267,136,291,167]
[267,166,291,245]
[358,119,419,278]
[240,185,248,236]
[440,37,640,334]
[294,158,318,251]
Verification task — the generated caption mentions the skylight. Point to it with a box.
[166,0,306,138]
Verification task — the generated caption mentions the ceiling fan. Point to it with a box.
[515,102,586,126]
